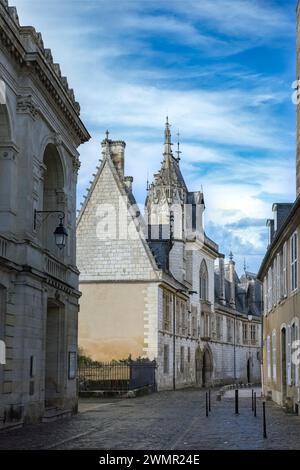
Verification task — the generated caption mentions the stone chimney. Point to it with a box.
[218,255,226,306]
[101,132,126,176]
[124,176,133,192]
[228,252,236,309]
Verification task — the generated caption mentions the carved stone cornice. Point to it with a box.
[0,1,90,144]
[72,156,81,174]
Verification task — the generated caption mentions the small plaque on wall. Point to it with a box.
[68,351,77,380]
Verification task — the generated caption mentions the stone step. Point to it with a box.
[42,408,72,423]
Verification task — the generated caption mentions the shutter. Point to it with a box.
[287,325,292,386]
[283,243,287,297]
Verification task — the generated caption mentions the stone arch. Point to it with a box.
[200,259,209,301]
[41,144,66,253]
[195,344,213,387]
[0,103,11,141]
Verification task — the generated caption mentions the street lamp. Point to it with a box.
[53,216,68,249]
[34,209,68,249]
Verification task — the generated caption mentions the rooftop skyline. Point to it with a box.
[12,0,298,274]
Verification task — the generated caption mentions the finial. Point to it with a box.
[244,258,247,272]
[176,129,182,162]
[164,116,173,160]
[229,251,233,262]
[146,170,150,191]
[105,129,109,140]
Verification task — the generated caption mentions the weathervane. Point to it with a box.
[176,130,182,162]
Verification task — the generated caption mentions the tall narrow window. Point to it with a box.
[283,242,287,297]
[199,260,209,301]
[291,322,299,386]
[163,345,169,374]
[272,330,277,382]
[267,267,272,312]
[267,335,271,379]
[180,346,184,373]
[291,232,298,292]
[243,323,248,344]
[277,252,281,302]
[163,291,171,332]
[263,276,268,315]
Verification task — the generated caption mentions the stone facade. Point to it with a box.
[258,3,300,415]
[0,1,89,428]
[77,119,262,390]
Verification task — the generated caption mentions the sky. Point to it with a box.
[12,0,298,274]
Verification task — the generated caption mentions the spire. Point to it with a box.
[163,116,173,163]
[176,129,182,162]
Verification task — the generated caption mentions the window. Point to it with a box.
[283,242,287,297]
[176,300,180,334]
[163,291,172,332]
[272,330,276,382]
[291,322,299,386]
[276,253,281,302]
[291,232,298,292]
[187,347,191,363]
[267,267,272,312]
[227,318,233,343]
[181,301,186,335]
[243,323,248,344]
[180,346,184,373]
[199,260,209,301]
[192,313,197,337]
[267,335,271,379]
[236,321,241,344]
[163,345,169,374]
[251,325,256,344]
[216,315,222,341]
[263,276,268,315]
[272,257,277,307]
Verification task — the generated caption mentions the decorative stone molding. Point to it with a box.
[16,94,38,120]
[0,2,88,143]
[72,156,81,174]
[0,147,16,161]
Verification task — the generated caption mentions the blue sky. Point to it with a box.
[13,0,297,274]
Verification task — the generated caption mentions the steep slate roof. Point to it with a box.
[214,266,262,317]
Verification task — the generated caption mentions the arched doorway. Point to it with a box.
[281,327,287,402]
[195,345,213,387]
[247,358,251,383]
[202,346,213,387]
[195,347,202,385]
[42,144,65,254]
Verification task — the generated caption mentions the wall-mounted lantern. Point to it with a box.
[34,209,68,249]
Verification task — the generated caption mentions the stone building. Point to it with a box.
[77,119,262,390]
[257,2,300,415]
[0,1,89,428]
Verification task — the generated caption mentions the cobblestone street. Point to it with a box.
[0,388,300,450]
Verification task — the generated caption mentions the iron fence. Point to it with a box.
[78,361,156,392]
